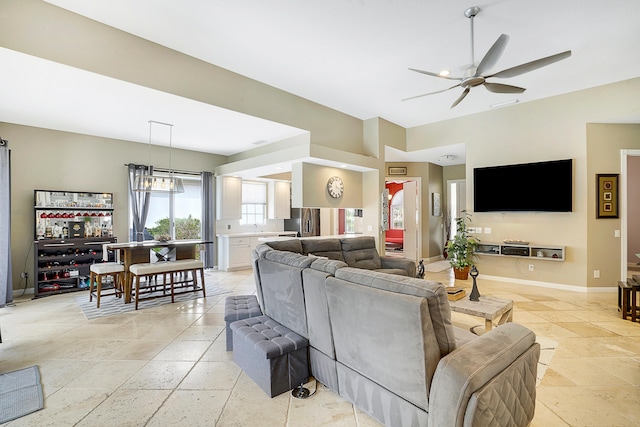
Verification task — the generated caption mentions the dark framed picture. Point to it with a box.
[388,167,407,176]
[596,174,618,218]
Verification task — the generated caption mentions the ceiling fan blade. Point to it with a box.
[451,87,470,108]
[402,83,461,101]
[476,34,510,76]
[484,82,526,94]
[487,50,572,79]
[408,68,462,81]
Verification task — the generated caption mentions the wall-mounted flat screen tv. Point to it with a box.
[474,159,573,212]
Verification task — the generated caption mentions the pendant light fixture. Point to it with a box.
[134,120,185,193]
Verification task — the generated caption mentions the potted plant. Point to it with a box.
[446,211,478,280]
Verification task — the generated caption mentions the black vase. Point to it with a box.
[469,265,480,301]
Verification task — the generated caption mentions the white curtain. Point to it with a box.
[128,164,153,242]
[201,171,215,269]
[0,140,13,308]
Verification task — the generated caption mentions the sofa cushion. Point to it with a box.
[326,277,437,411]
[258,251,313,337]
[301,239,345,261]
[375,268,409,276]
[334,267,456,357]
[265,239,303,254]
[264,249,314,268]
[310,258,348,276]
[340,236,382,270]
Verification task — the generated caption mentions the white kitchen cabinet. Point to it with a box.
[216,176,242,220]
[268,181,291,219]
[217,232,298,271]
[218,235,251,271]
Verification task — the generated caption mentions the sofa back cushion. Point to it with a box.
[257,250,313,337]
[339,236,382,270]
[301,239,344,261]
[264,239,303,254]
[325,276,438,410]
[334,268,456,357]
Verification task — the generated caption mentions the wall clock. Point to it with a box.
[327,176,344,198]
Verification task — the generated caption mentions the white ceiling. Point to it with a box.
[2,0,640,165]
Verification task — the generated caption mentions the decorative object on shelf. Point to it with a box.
[447,210,478,280]
[596,173,618,218]
[326,176,344,198]
[133,120,185,193]
[469,265,480,301]
[503,239,529,245]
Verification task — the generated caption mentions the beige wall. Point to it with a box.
[1,122,226,290]
[408,78,640,289]
[292,163,363,209]
[586,123,640,286]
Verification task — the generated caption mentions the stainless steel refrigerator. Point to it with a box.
[284,208,320,237]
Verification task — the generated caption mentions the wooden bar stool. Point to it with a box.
[89,262,125,308]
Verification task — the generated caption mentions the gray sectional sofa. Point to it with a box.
[264,236,416,277]
[243,239,540,427]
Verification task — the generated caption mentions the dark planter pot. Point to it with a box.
[453,266,470,280]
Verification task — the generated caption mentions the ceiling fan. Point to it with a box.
[404,6,571,108]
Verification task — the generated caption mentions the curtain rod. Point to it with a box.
[123,163,203,176]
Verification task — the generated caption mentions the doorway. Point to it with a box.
[446,179,467,243]
[621,149,640,280]
[384,178,421,264]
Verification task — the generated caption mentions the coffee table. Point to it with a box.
[449,295,514,334]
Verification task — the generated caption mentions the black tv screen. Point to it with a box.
[474,159,572,212]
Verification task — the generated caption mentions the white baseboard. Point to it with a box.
[479,274,617,293]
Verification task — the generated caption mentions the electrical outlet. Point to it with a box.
[594,270,600,279]
[20,272,28,279]
[528,264,534,272]
[484,227,492,234]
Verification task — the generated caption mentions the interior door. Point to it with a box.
[403,180,418,264]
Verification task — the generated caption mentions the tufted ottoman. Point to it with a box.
[224,295,262,351]
[230,315,309,397]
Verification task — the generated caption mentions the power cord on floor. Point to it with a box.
[18,238,34,297]
[291,376,318,399]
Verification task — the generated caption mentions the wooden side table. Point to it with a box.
[449,295,514,334]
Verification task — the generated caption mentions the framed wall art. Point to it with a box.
[432,192,441,216]
[388,167,407,176]
[596,173,618,218]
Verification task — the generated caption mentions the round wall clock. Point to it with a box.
[327,176,344,198]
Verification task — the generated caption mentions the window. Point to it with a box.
[344,209,356,234]
[391,190,404,229]
[241,181,267,225]
[131,172,202,240]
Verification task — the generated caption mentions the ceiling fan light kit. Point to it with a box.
[405,6,571,108]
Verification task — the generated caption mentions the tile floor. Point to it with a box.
[1,267,639,426]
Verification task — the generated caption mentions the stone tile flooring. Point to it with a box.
[0,267,639,426]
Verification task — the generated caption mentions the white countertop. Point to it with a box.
[256,234,363,242]
[216,231,298,238]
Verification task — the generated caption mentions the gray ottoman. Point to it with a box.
[231,315,309,397]
[224,295,262,351]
